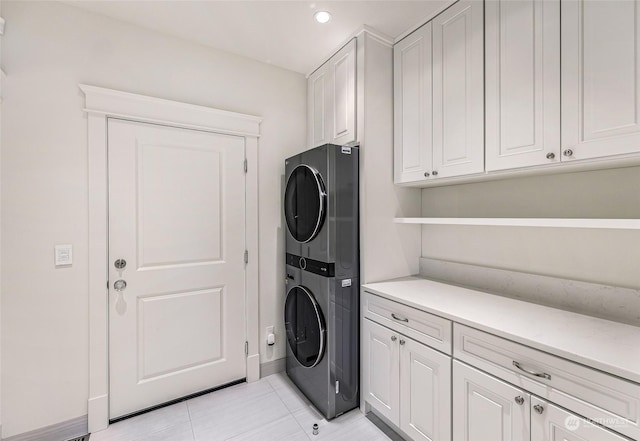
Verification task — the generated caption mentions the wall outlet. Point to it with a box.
[266,326,275,346]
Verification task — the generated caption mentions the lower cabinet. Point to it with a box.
[453,361,529,441]
[453,360,629,441]
[363,318,451,441]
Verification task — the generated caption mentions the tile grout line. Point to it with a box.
[185,399,197,441]
[266,374,316,441]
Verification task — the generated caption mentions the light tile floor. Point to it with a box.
[90,373,392,441]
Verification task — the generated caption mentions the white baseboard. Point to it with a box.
[2,416,87,441]
[260,357,286,378]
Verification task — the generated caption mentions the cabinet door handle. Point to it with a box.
[563,148,574,157]
[533,404,544,414]
[399,339,406,346]
[514,396,524,405]
[391,335,397,342]
[391,313,409,323]
[545,152,555,160]
[512,361,551,380]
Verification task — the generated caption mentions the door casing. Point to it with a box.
[80,84,262,433]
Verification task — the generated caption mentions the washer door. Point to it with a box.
[284,165,326,243]
[284,285,326,368]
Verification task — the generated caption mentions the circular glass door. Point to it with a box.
[284,165,326,243]
[284,286,325,368]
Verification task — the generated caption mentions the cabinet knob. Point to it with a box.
[546,152,556,160]
[563,148,574,157]
[514,396,524,405]
[533,404,544,414]
[399,339,406,346]
[432,170,439,176]
[391,336,397,342]
[424,172,430,177]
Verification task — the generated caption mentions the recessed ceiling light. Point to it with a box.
[314,11,332,24]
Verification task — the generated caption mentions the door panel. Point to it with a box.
[108,119,246,418]
[453,361,529,441]
[363,319,400,425]
[400,337,451,441]
[331,39,356,146]
[394,22,433,183]
[531,397,629,441]
[432,0,484,178]
[308,66,331,148]
[562,0,640,160]
[485,0,560,171]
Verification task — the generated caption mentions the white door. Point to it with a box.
[485,0,560,171]
[562,0,640,161]
[362,319,400,425]
[453,361,529,441]
[394,22,433,184]
[399,336,451,441]
[308,64,331,148]
[432,0,484,179]
[108,118,247,419]
[331,39,357,146]
[530,397,628,441]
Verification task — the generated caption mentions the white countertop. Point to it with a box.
[362,276,640,384]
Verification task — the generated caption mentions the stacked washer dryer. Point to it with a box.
[283,143,359,420]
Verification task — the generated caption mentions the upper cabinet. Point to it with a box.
[485,0,560,171]
[394,0,484,184]
[393,0,640,186]
[431,1,484,179]
[561,0,640,161]
[394,23,433,183]
[307,39,356,148]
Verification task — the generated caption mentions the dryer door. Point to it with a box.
[284,285,326,368]
[284,165,326,243]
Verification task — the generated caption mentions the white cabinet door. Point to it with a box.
[394,22,433,183]
[400,336,451,441]
[432,0,484,178]
[531,397,628,441]
[562,0,640,161]
[453,361,529,441]
[362,319,400,425]
[331,39,357,146]
[485,0,560,171]
[307,64,331,148]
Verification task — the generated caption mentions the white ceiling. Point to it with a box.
[64,0,454,74]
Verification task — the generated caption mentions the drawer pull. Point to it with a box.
[512,361,551,380]
[391,313,409,323]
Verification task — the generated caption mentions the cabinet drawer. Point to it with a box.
[454,324,640,440]
[362,291,452,355]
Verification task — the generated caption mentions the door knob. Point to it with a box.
[391,336,397,342]
[546,152,555,160]
[514,396,524,405]
[114,259,127,269]
[563,148,574,157]
[432,170,439,176]
[533,404,544,414]
[113,280,127,292]
[399,339,406,346]
[424,172,430,177]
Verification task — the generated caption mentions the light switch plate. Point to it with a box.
[55,244,73,266]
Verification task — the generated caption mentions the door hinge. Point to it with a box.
[244,158,248,173]
[244,250,248,264]
[245,341,249,356]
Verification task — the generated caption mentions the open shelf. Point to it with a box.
[393,218,640,230]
